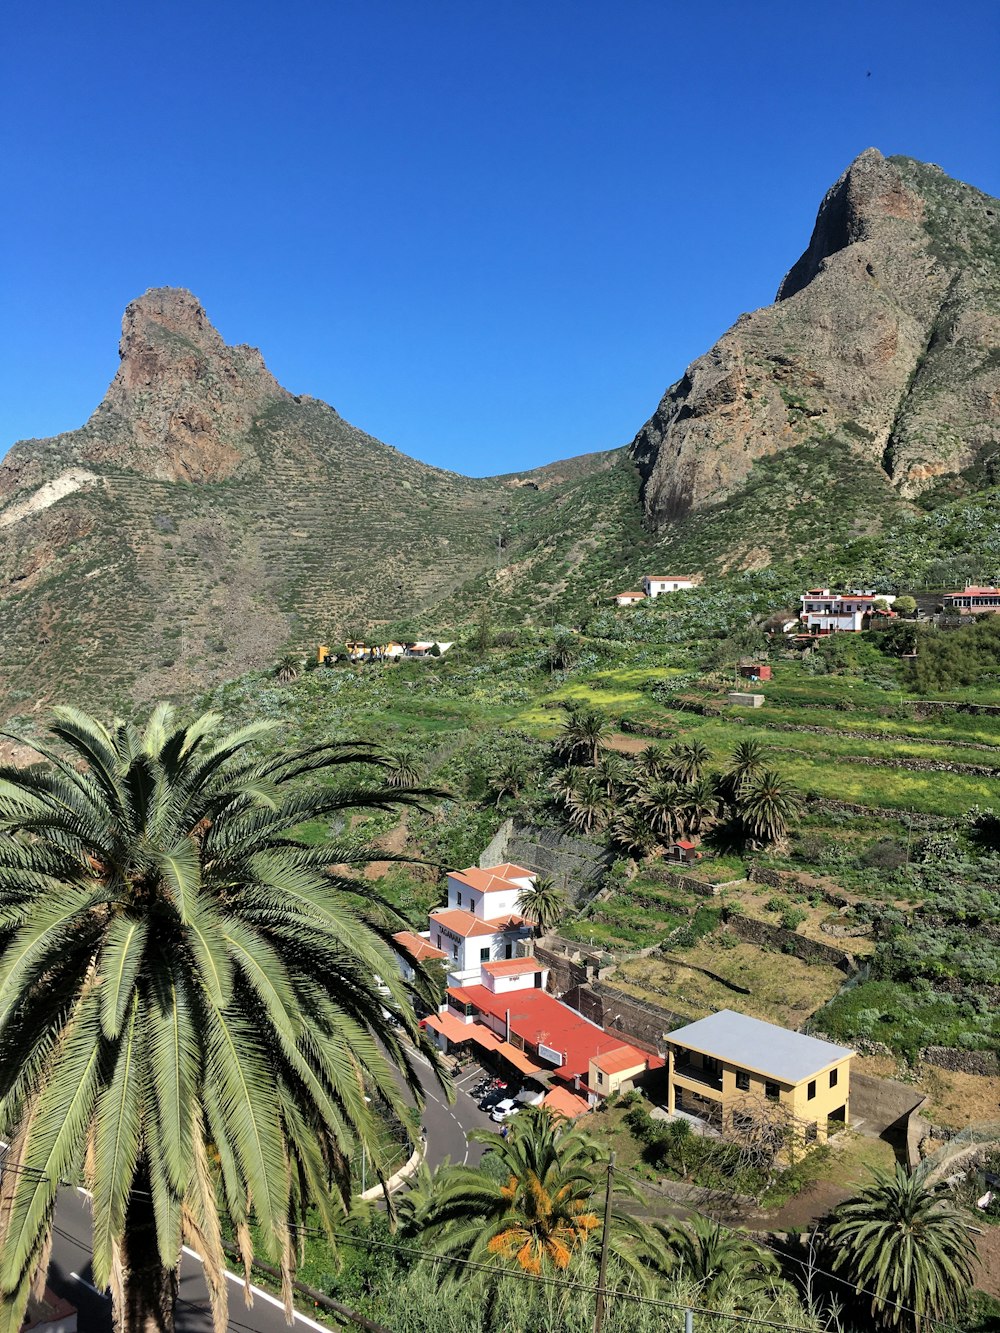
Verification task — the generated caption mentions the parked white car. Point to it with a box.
[490,1098,518,1122]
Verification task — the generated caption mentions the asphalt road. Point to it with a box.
[46,1052,497,1331]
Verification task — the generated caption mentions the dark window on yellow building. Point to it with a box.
[765,1081,779,1101]
[736,1071,750,1091]
[830,1067,839,1088]
[597,1071,604,1086]
[805,1122,818,1142]
[807,1080,816,1100]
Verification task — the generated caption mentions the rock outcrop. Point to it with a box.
[631,150,1000,525]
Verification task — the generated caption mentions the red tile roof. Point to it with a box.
[431,908,529,939]
[422,1010,475,1043]
[482,957,544,977]
[592,1044,648,1075]
[646,576,692,582]
[448,984,650,1082]
[946,586,1000,596]
[672,840,698,850]
[392,930,448,962]
[543,1086,590,1118]
[490,862,535,879]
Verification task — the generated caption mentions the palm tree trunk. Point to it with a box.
[122,1165,177,1333]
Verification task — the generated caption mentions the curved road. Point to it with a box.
[46,1053,493,1331]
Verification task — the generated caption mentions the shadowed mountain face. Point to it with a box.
[1,151,997,718]
[630,150,1000,524]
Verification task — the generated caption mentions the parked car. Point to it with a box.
[490,1098,518,1123]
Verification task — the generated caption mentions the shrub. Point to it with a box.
[860,839,909,870]
[781,908,807,931]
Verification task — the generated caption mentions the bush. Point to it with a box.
[860,838,909,870]
[781,908,807,931]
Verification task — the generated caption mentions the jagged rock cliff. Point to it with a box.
[630,150,1000,525]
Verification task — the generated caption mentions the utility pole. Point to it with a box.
[592,1151,615,1333]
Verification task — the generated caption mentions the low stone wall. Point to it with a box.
[922,1046,1000,1077]
[748,865,860,908]
[479,820,612,903]
[725,913,856,974]
[565,982,688,1052]
[536,941,598,995]
[805,797,954,828]
[907,699,1000,717]
[758,719,1000,756]
[644,867,745,898]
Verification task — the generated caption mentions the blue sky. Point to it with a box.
[2,0,998,475]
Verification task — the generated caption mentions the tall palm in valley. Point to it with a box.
[556,706,609,767]
[612,806,658,858]
[564,771,611,835]
[664,1217,780,1304]
[517,876,569,938]
[828,1165,976,1331]
[736,768,802,848]
[0,706,444,1333]
[679,775,719,836]
[668,740,710,785]
[636,778,685,841]
[274,653,303,684]
[407,1108,663,1285]
[719,739,767,805]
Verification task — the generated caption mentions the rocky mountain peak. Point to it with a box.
[777,149,923,301]
[77,287,288,483]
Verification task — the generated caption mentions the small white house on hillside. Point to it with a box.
[643,575,694,598]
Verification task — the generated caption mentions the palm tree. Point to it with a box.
[0,705,445,1333]
[546,764,583,808]
[547,634,579,673]
[275,652,303,683]
[719,739,767,805]
[409,1108,663,1285]
[679,775,719,836]
[384,746,421,788]
[487,756,530,808]
[611,806,657,859]
[564,771,612,835]
[636,778,685,842]
[636,745,670,783]
[665,1217,780,1304]
[596,751,632,800]
[736,768,802,848]
[517,876,569,938]
[556,707,609,767]
[668,740,710,785]
[828,1165,976,1331]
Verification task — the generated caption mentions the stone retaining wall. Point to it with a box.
[907,699,1000,717]
[757,719,1000,755]
[535,941,599,995]
[921,1046,1000,1077]
[564,982,688,1052]
[724,913,856,973]
[806,797,954,828]
[479,820,612,902]
[776,748,998,777]
[748,865,859,908]
[644,867,745,898]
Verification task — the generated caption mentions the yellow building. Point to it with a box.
[666,1009,854,1145]
[588,1045,659,1104]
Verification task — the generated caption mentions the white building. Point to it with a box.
[799,588,894,635]
[427,864,536,988]
[643,575,694,598]
[614,591,646,607]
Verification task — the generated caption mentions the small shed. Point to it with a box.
[666,840,701,864]
[727,692,765,708]
[737,663,772,682]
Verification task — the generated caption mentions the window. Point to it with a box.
[505,943,513,959]
[830,1067,839,1089]
[765,1081,779,1101]
[804,1122,818,1143]
[735,1071,750,1092]
[807,1080,816,1101]
[480,947,490,962]
[456,893,462,908]
[596,1071,604,1087]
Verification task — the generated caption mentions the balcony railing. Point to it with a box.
[673,1061,723,1092]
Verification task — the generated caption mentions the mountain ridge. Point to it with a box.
[1,149,998,719]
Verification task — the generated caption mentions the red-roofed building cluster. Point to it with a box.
[396,863,663,1116]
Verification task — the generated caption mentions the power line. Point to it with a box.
[612,1159,968,1333]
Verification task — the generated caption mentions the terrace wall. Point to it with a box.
[564,982,688,1054]
[922,1046,1000,1077]
[643,866,745,898]
[535,941,599,996]
[723,914,857,974]
[479,820,613,903]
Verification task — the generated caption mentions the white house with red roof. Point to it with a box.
[412,866,662,1115]
[799,588,896,635]
[426,864,537,987]
[614,590,646,607]
[643,575,694,598]
[943,584,1000,612]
